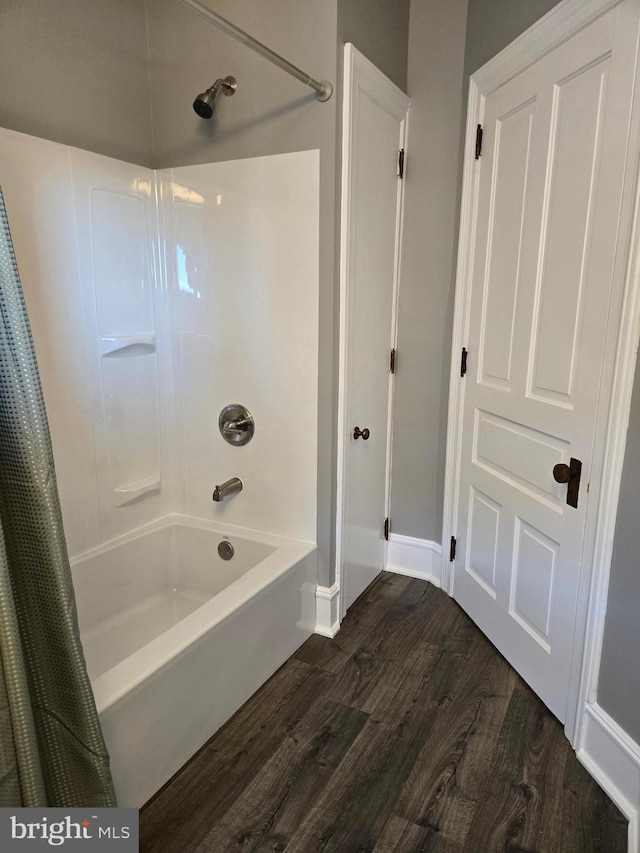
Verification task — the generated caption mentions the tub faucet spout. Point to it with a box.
[212,477,243,502]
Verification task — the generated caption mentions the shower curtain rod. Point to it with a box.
[178,0,334,101]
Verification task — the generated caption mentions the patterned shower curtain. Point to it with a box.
[0,187,116,807]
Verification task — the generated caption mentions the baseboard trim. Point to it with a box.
[315,583,341,638]
[386,534,442,586]
[577,702,640,852]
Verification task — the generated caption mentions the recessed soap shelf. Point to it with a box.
[113,474,161,507]
[100,335,156,358]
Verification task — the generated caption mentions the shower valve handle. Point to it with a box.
[222,417,251,435]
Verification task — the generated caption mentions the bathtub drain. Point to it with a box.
[218,540,234,561]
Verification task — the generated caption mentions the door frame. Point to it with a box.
[335,43,410,622]
[441,0,640,747]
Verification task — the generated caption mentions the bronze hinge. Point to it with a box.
[449,535,457,562]
[398,149,405,179]
[460,347,468,377]
[390,348,397,374]
[475,124,483,159]
[384,517,390,541]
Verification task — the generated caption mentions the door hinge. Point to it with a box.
[475,124,483,159]
[460,347,468,377]
[449,535,457,562]
[384,517,390,541]
[390,348,397,374]
[398,148,405,179]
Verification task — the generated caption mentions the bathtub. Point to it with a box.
[71,514,317,807]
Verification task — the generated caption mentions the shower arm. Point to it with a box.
[178,0,333,101]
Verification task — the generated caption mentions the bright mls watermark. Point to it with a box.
[0,809,138,850]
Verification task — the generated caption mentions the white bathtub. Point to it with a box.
[71,514,317,807]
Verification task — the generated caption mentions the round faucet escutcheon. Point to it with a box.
[219,403,254,446]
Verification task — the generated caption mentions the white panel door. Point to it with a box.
[340,45,409,613]
[454,3,640,720]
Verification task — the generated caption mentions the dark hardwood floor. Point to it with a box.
[139,573,627,852]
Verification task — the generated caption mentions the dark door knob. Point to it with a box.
[552,463,571,483]
[353,426,370,440]
[553,458,582,508]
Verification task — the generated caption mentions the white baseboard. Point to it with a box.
[578,702,640,852]
[315,583,340,638]
[386,534,442,586]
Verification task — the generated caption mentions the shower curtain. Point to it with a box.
[0,187,116,807]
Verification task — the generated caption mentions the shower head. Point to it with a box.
[193,89,216,119]
[193,75,237,119]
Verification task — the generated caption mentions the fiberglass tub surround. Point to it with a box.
[161,154,319,540]
[0,127,320,806]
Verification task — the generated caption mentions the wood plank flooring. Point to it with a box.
[139,574,627,852]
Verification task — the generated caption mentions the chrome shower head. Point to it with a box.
[193,76,237,119]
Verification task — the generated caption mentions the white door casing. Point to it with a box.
[336,44,410,617]
[443,0,640,740]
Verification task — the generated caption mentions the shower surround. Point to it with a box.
[0,127,320,805]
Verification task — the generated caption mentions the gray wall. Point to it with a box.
[390,0,559,543]
[463,0,559,83]
[147,0,337,170]
[337,0,410,92]
[0,0,152,166]
[391,0,468,540]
